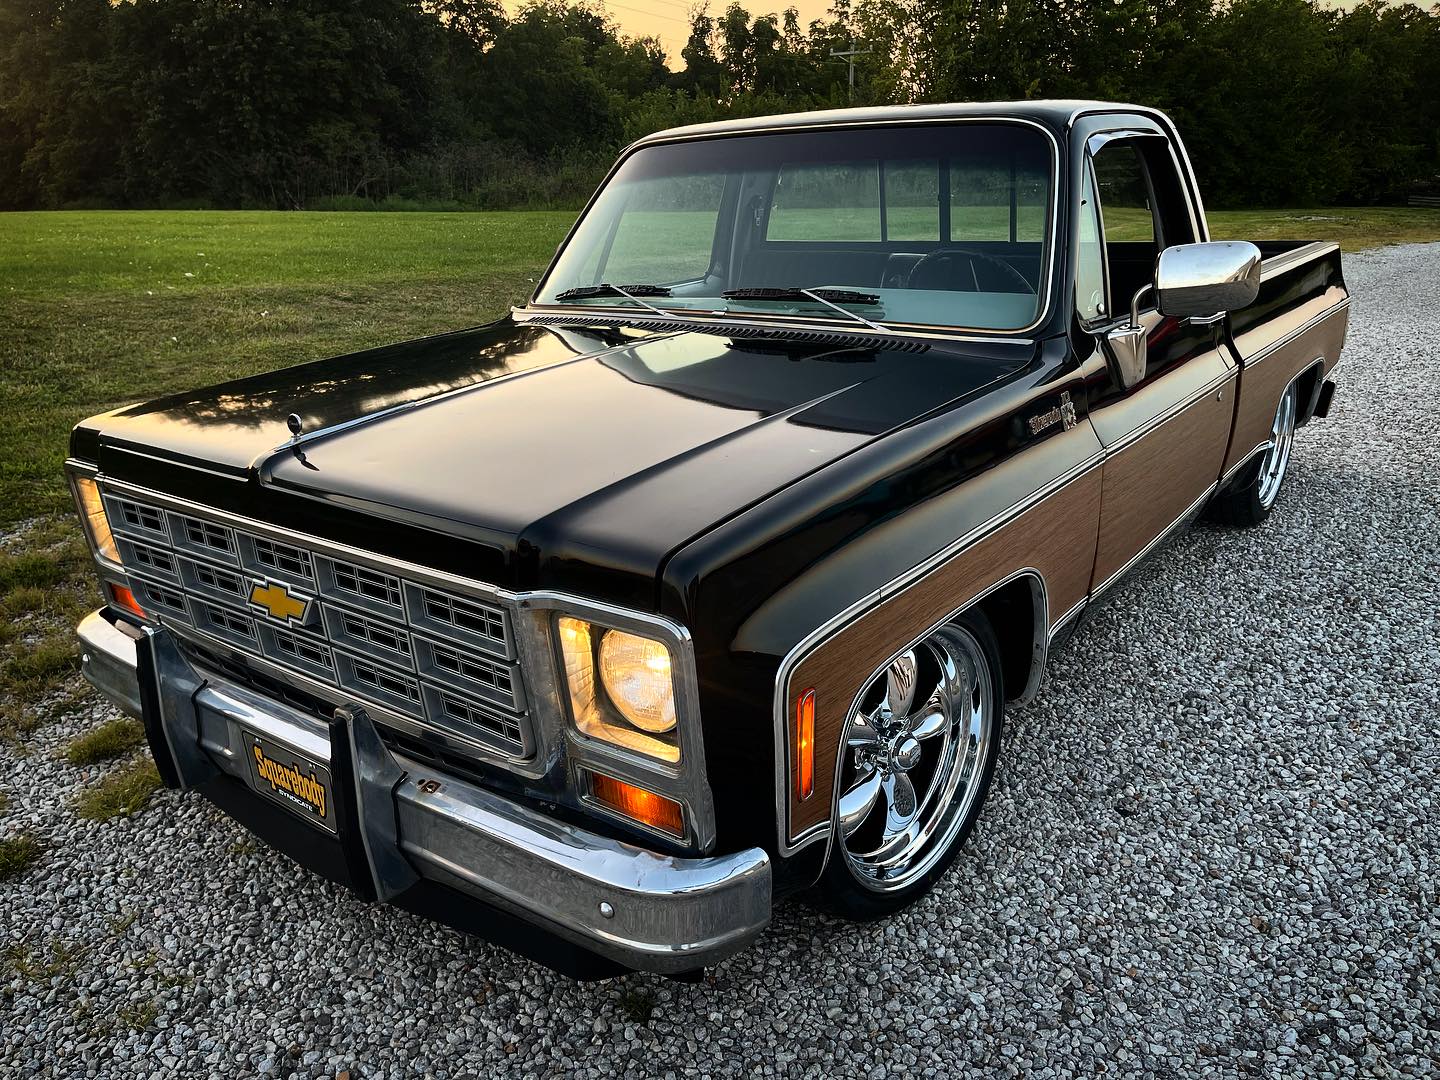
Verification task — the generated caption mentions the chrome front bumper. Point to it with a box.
[78,610,771,974]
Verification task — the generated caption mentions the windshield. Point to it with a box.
[535,122,1054,333]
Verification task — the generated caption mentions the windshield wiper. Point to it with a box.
[721,286,887,332]
[554,283,672,303]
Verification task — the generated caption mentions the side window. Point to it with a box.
[1087,136,1200,312]
[767,162,880,242]
[598,173,725,285]
[1090,142,1160,309]
[1092,145,1157,249]
[1076,165,1106,322]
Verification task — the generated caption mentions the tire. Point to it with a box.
[812,607,1005,921]
[1209,380,1299,527]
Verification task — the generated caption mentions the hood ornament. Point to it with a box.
[286,413,304,440]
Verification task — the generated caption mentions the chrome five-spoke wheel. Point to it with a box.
[1257,382,1298,510]
[833,618,1000,900]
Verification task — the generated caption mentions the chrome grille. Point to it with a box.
[107,490,533,761]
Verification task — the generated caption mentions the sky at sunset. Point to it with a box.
[549,0,1363,71]
[547,0,838,67]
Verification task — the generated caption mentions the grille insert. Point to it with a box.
[433,688,525,752]
[109,491,534,762]
[341,611,410,657]
[270,627,333,671]
[137,581,187,614]
[181,517,234,554]
[430,641,510,694]
[252,536,314,580]
[349,656,421,702]
[194,599,255,642]
[331,560,402,608]
[420,588,505,644]
[119,501,165,533]
[190,560,247,598]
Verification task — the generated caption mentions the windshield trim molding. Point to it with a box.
[511,307,1035,349]
[529,116,1063,340]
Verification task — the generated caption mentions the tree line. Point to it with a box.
[1,0,1436,212]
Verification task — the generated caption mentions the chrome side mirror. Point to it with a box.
[1155,241,1262,318]
[1101,240,1263,391]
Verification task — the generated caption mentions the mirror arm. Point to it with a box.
[1129,283,1154,329]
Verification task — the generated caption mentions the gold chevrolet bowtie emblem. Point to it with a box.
[249,581,308,623]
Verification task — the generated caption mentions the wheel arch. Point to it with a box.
[1293,355,1328,428]
[810,574,1039,882]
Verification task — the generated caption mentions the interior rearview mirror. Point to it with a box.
[1155,240,1263,318]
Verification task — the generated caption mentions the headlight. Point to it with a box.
[72,474,119,564]
[598,630,676,733]
[558,617,679,762]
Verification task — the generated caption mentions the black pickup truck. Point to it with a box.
[69,101,1347,977]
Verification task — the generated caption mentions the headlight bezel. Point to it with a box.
[535,595,714,851]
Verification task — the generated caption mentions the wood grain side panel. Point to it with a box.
[1224,305,1350,475]
[1092,389,1234,584]
[785,466,1102,837]
[1231,285,1348,371]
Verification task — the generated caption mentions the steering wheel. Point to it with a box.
[906,247,1035,295]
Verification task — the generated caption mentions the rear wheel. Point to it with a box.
[814,608,1004,920]
[1209,381,1298,527]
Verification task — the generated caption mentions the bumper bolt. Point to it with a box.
[599,901,615,919]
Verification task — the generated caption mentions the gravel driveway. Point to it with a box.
[3,243,1437,1079]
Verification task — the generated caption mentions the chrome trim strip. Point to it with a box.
[1047,598,1087,642]
[1237,299,1349,368]
[530,116,1063,340]
[771,453,1103,856]
[1091,482,1218,599]
[1258,242,1339,283]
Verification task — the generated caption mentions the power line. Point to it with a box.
[601,0,693,24]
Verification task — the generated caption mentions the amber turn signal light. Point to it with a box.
[108,583,147,620]
[795,688,816,801]
[586,770,684,838]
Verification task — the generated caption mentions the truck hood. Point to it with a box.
[83,318,1032,603]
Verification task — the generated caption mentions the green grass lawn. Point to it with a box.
[0,209,575,525]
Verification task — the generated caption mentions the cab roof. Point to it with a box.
[633,100,1159,147]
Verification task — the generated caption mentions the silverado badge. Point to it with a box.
[1027,391,1078,436]
[249,580,309,624]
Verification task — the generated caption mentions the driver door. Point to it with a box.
[1079,135,1237,589]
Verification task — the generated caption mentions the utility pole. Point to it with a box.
[830,37,870,102]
